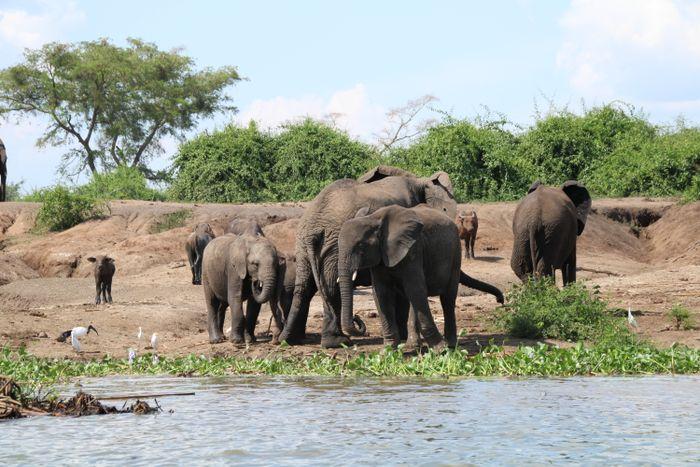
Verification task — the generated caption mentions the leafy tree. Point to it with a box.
[169,122,276,202]
[0,38,240,178]
[270,119,378,200]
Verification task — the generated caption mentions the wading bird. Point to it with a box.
[628,306,638,329]
[70,325,98,352]
[150,333,158,352]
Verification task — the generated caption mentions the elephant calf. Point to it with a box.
[511,181,591,285]
[456,210,478,259]
[338,204,503,350]
[185,223,215,285]
[87,255,115,304]
[225,218,264,237]
[202,233,283,345]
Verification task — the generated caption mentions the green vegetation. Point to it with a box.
[0,38,240,178]
[4,181,23,201]
[667,304,695,331]
[150,209,192,233]
[77,166,166,201]
[170,119,377,203]
[2,344,699,384]
[29,186,103,232]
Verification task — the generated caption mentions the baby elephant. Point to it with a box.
[185,223,215,285]
[456,210,478,259]
[225,218,264,236]
[87,256,115,304]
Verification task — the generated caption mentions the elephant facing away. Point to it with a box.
[511,181,592,285]
[226,218,264,236]
[338,204,503,349]
[185,223,215,285]
[202,233,282,345]
[0,137,6,202]
[278,166,457,348]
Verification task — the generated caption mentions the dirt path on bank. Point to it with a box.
[0,198,698,360]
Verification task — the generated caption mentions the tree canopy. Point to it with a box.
[0,38,241,178]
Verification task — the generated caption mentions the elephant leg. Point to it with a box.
[404,277,443,350]
[95,281,102,305]
[320,290,351,349]
[279,258,315,344]
[395,292,409,341]
[245,299,261,343]
[562,248,577,286]
[470,235,476,259]
[440,283,459,348]
[463,238,468,258]
[206,289,226,344]
[106,279,113,303]
[404,298,422,352]
[370,271,400,347]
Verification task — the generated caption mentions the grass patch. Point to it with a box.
[667,303,695,330]
[494,278,631,344]
[2,344,700,387]
[149,209,192,233]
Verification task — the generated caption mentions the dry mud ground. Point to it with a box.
[0,198,698,360]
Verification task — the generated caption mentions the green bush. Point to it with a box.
[77,165,166,201]
[32,186,102,231]
[150,209,192,233]
[4,181,23,201]
[667,304,695,330]
[496,278,629,342]
[271,119,378,200]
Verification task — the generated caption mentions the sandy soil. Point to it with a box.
[0,197,698,360]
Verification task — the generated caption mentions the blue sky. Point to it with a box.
[1,0,699,189]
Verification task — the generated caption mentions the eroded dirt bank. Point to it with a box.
[0,198,698,359]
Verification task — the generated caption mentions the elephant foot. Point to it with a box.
[209,335,226,344]
[245,332,256,344]
[230,334,245,346]
[404,336,421,352]
[431,340,448,353]
[382,338,400,348]
[320,334,352,349]
[278,328,306,345]
[423,332,445,350]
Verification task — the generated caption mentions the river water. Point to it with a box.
[1,375,699,465]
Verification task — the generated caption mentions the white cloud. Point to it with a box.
[238,84,386,140]
[557,0,700,104]
[0,1,85,50]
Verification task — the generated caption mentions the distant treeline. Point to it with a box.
[170,104,699,203]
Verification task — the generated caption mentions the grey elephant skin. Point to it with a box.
[202,233,282,345]
[456,210,478,259]
[0,137,6,202]
[185,223,215,285]
[87,255,115,304]
[225,218,264,236]
[510,180,592,285]
[338,204,503,349]
[278,165,458,349]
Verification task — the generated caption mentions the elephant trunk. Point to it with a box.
[338,254,365,337]
[251,266,276,304]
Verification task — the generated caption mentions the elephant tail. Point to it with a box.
[459,271,504,304]
[528,226,547,277]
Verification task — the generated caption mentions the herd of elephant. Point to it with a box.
[184,165,592,350]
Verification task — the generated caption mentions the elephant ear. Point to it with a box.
[381,206,424,267]
[429,171,454,197]
[562,180,592,236]
[231,238,249,279]
[528,180,543,194]
[354,206,371,218]
[357,165,415,183]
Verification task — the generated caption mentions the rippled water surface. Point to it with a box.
[2,375,699,465]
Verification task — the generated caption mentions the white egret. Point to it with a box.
[137,327,143,341]
[628,306,638,329]
[70,325,98,352]
[152,354,159,364]
[151,333,158,352]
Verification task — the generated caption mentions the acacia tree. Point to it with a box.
[0,38,241,178]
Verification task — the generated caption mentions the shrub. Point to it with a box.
[271,119,378,200]
[4,181,23,201]
[169,122,276,203]
[32,186,101,231]
[496,278,629,342]
[666,304,695,330]
[78,165,165,201]
[150,209,191,233]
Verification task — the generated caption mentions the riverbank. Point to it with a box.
[3,342,700,383]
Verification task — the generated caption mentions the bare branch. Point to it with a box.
[374,95,438,154]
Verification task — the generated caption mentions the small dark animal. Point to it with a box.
[456,210,478,259]
[87,256,115,304]
[225,218,264,237]
[185,223,215,285]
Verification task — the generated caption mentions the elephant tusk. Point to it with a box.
[352,270,357,281]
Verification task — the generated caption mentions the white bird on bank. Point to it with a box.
[70,325,98,352]
[150,333,158,352]
[137,327,143,342]
[628,306,638,329]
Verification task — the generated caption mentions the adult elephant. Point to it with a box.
[338,205,504,350]
[510,180,591,285]
[0,137,7,202]
[278,165,457,348]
